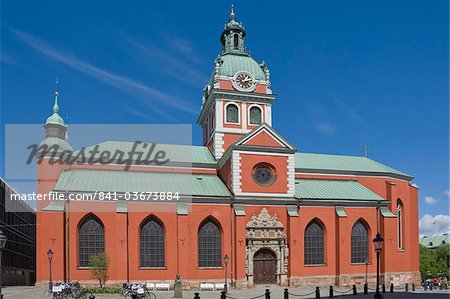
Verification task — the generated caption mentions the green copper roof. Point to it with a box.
[54,169,231,197]
[45,90,65,126]
[75,141,216,165]
[420,234,450,248]
[38,137,73,152]
[295,179,384,201]
[295,153,412,179]
[335,206,347,217]
[380,206,397,217]
[45,112,65,126]
[219,54,266,80]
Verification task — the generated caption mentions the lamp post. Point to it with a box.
[364,258,369,294]
[47,249,53,292]
[365,258,368,284]
[223,254,229,293]
[373,233,384,299]
[0,230,7,299]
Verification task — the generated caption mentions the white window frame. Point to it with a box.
[248,104,263,126]
[224,102,241,125]
[397,201,403,249]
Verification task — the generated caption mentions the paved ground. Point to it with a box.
[1,286,449,299]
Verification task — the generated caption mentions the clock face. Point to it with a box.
[234,72,255,91]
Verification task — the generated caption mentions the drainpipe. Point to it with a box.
[126,211,129,282]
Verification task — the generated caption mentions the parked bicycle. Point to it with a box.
[49,281,89,299]
[122,283,154,299]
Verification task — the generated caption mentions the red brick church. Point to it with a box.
[35,8,420,288]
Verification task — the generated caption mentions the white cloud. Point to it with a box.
[315,123,337,135]
[444,190,450,197]
[419,214,450,236]
[424,196,439,204]
[121,32,208,86]
[330,93,364,123]
[0,51,15,65]
[11,29,197,120]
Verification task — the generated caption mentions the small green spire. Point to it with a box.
[229,4,235,22]
[53,79,59,113]
[45,79,65,126]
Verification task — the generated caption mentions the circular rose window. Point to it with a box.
[252,163,276,186]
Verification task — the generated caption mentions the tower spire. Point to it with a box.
[53,78,59,114]
[45,78,65,126]
[221,4,246,54]
[229,4,235,22]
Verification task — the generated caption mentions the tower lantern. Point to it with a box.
[198,6,275,160]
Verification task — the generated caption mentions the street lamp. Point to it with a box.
[364,258,369,294]
[47,249,53,292]
[373,233,384,299]
[0,230,7,299]
[223,254,229,293]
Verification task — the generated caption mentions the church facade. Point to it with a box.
[35,8,420,289]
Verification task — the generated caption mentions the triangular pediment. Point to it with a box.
[235,123,296,151]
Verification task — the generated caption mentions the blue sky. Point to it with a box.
[1,0,448,234]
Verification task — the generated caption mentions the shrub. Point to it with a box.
[84,287,121,294]
[89,252,110,288]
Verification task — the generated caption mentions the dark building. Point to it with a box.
[0,178,36,286]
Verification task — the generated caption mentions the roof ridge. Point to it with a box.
[96,140,208,148]
[297,152,366,158]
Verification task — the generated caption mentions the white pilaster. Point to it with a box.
[232,151,242,194]
[287,154,295,196]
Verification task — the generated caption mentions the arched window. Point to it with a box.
[78,216,104,267]
[249,106,262,125]
[140,218,165,267]
[304,220,324,265]
[397,200,404,249]
[234,34,239,49]
[198,219,221,267]
[226,104,239,123]
[351,220,369,263]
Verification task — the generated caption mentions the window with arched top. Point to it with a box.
[397,200,404,249]
[140,218,165,267]
[226,104,239,123]
[351,220,369,263]
[78,216,104,267]
[304,220,324,265]
[249,106,262,125]
[198,219,222,267]
[234,34,239,49]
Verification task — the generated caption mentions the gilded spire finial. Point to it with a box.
[229,4,235,21]
[53,78,59,114]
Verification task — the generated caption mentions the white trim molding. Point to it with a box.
[232,151,242,194]
[287,154,296,196]
[247,104,263,126]
[224,102,241,125]
[214,132,225,160]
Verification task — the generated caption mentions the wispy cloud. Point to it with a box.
[444,190,450,197]
[160,31,197,61]
[303,101,338,135]
[0,51,15,65]
[424,196,439,204]
[11,29,197,119]
[315,123,337,135]
[329,93,364,123]
[121,32,208,86]
[419,214,450,236]
[122,104,180,123]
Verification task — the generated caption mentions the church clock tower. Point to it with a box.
[198,6,276,159]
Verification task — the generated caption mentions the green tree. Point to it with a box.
[89,252,110,288]
[420,244,450,280]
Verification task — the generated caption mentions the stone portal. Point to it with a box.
[246,208,288,286]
